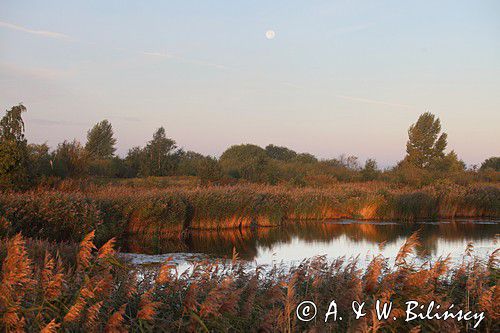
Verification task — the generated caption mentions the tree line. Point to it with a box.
[0,104,498,190]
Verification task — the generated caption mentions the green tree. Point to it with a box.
[433,150,465,173]
[405,112,448,168]
[52,140,89,178]
[480,157,500,171]
[124,146,143,177]
[28,143,53,179]
[265,144,297,161]
[141,127,178,176]
[219,144,269,182]
[0,104,30,189]
[361,158,379,181]
[85,120,117,159]
[293,153,318,164]
[177,151,222,183]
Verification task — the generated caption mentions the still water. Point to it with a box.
[122,220,499,268]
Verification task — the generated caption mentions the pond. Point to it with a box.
[121,219,499,268]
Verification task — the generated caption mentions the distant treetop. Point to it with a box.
[85,120,117,159]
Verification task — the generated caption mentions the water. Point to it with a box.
[122,219,499,268]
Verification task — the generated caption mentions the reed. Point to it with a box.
[0,182,498,244]
[0,231,497,332]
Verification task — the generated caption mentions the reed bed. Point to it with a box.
[0,182,498,244]
[0,231,498,332]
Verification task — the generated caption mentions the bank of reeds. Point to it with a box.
[0,231,498,332]
[0,182,498,244]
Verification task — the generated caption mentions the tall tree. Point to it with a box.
[0,104,26,142]
[85,120,117,159]
[480,157,500,172]
[124,146,143,177]
[219,144,269,181]
[265,144,297,161]
[0,104,30,189]
[405,112,448,168]
[361,158,379,181]
[28,143,52,178]
[52,140,89,178]
[141,127,178,176]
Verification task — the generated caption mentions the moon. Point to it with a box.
[265,30,276,40]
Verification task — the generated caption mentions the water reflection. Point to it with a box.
[123,220,499,266]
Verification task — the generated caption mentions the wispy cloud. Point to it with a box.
[141,51,173,58]
[0,20,70,40]
[0,61,75,79]
[178,57,231,71]
[29,118,88,126]
[110,115,142,122]
[335,94,414,109]
[0,20,230,72]
[141,50,230,71]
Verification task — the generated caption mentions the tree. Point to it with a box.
[0,104,26,141]
[52,140,89,178]
[124,146,143,177]
[265,144,297,161]
[0,104,31,189]
[480,157,500,172]
[361,158,379,181]
[85,120,117,159]
[28,143,52,179]
[177,151,222,183]
[293,153,318,164]
[219,144,269,182]
[433,150,465,173]
[141,127,178,176]
[405,112,448,169]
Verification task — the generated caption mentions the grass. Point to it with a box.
[0,181,498,244]
[0,230,498,332]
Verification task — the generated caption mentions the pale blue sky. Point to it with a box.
[0,1,499,166]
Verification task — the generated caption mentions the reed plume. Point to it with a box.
[106,304,128,333]
[77,230,96,270]
[40,319,61,333]
[41,251,64,300]
[155,256,176,285]
[395,231,420,266]
[0,233,33,332]
[97,237,116,260]
[137,290,160,321]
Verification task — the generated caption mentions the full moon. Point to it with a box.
[265,30,276,40]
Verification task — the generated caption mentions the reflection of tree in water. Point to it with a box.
[125,221,499,261]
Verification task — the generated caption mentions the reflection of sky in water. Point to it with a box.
[253,235,496,268]
[124,220,499,271]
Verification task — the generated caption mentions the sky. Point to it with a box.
[0,1,499,167]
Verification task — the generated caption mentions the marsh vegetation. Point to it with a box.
[0,106,499,331]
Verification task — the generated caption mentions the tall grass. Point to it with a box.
[0,182,498,244]
[0,192,102,242]
[0,231,498,332]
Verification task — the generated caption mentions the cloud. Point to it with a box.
[111,116,142,122]
[141,50,230,71]
[0,20,229,72]
[141,51,173,58]
[0,61,75,79]
[0,20,70,40]
[0,20,230,72]
[281,82,302,89]
[335,94,414,109]
[29,118,88,126]
[179,57,230,70]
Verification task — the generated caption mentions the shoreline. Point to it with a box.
[1,182,498,244]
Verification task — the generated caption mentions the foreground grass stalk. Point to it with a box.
[0,230,498,332]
